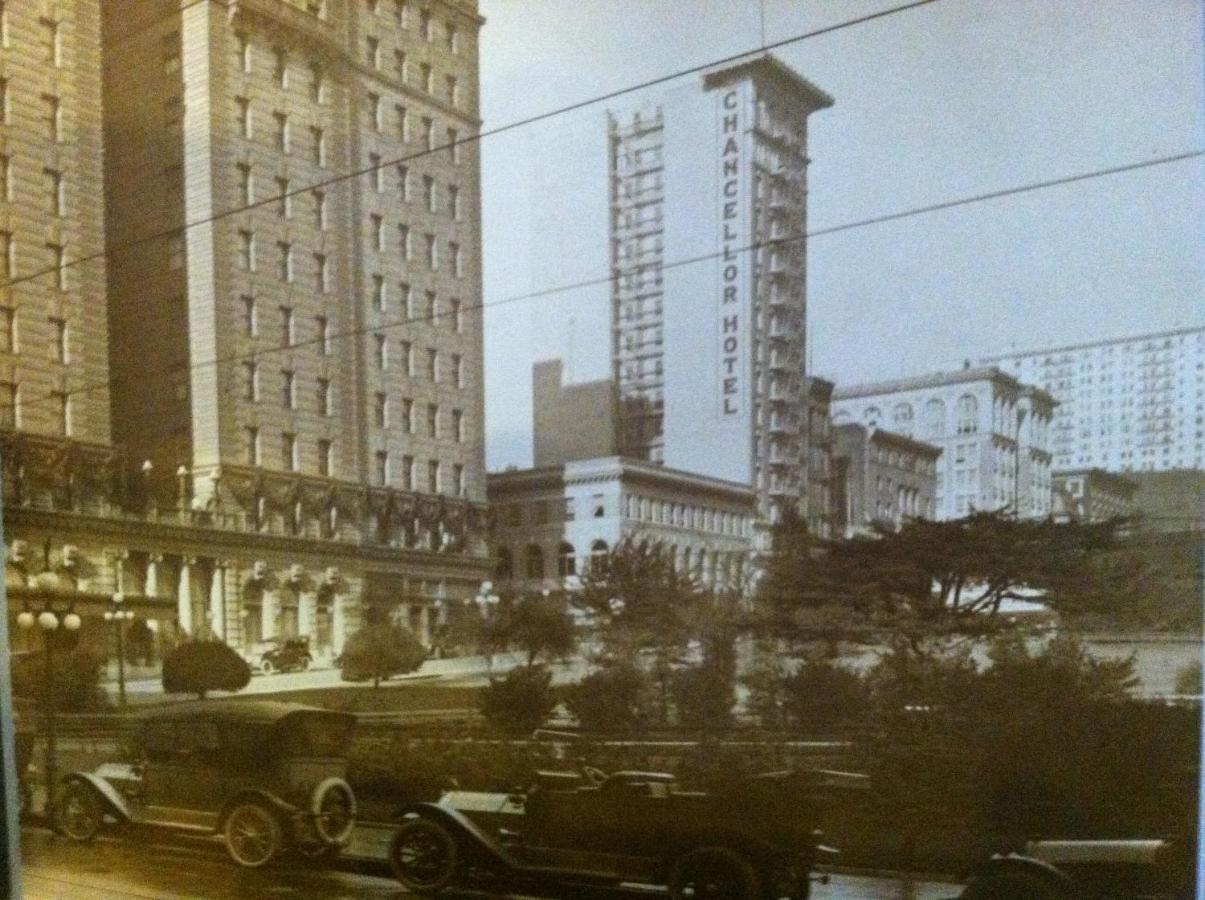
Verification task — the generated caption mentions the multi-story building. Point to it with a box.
[5,0,491,667]
[832,366,1056,520]
[532,359,617,468]
[831,423,941,536]
[608,55,832,523]
[802,376,834,537]
[1051,468,1136,523]
[981,326,1205,473]
[487,457,756,593]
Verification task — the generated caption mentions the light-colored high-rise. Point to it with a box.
[982,326,1205,473]
[608,55,832,523]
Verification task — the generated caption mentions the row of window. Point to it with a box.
[0,232,68,288]
[0,309,69,360]
[235,229,464,278]
[364,48,463,109]
[364,0,462,50]
[0,382,69,435]
[242,295,463,346]
[623,494,751,537]
[0,80,63,138]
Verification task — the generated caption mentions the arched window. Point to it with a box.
[892,402,913,437]
[956,394,978,435]
[924,399,946,439]
[524,544,544,579]
[833,410,852,425]
[682,547,693,572]
[557,542,576,578]
[496,547,513,580]
[864,406,881,428]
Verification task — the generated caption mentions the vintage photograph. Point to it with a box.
[0,1,1201,898]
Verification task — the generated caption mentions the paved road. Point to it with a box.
[19,827,962,900]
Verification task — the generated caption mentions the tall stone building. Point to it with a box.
[831,423,941,536]
[832,366,1056,520]
[608,56,832,524]
[5,0,491,666]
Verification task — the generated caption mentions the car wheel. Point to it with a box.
[224,802,284,868]
[56,781,104,842]
[669,846,761,900]
[301,656,311,671]
[311,777,356,845]
[390,818,459,894]
[260,659,275,675]
[960,871,1072,899]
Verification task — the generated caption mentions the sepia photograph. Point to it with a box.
[0,1,1201,898]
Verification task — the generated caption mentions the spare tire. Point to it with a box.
[310,777,356,845]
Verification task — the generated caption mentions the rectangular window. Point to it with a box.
[447,75,459,107]
[402,398,414,433]
[399,224,411,260]
[453,464,465,497]
[242,296,257,335]
[313,189,327,229]
[50,317,68,363]
[282,369,296,408]
[402,454,415,490]
[311,126,326,166]
[371,214,384,250]
[314,253,329,292]
[427,348,438,382]
[239,230,255,270]
[420,63,432,94]
[427,402,438,437]
[428,459,440,494]
[450,299,462,332]
[246,426,261,465]
[425,290,437,322]
[447,127,460,162]
[397,164,410,200]
[318,439,332,476]
[424,175,435,212]
[448,184,460,221]
[315,377,332,416]
[317,316,331,354]
[278,241,293,282]
[452,409,464,443]
[276,177,291,217]
[237,97,252,138]
[244,362,259,401]
[366,36,380,68]
[0,79,8,125]
[47,243,66,291]
[401,340,412,376]
[375,450,390,486]
[0,307,14,352]
[372,273,385,309]
[274,111,290,152]
[283,432,298,471]
[281,305,295,345]
[425,233,437,269]
[450,241,462,277]
[422,117,434,150]
[40,17,61,65]
[0,153,10,201]
[237,163,253,205]
[237,33,252,73]
[400,282,413,317]
[42,169,64,216]
[43,94,61,142]
[396,104,409,141]
[448,24,458,53]
[452,353,463,388]
[310,64,325,103]
[0,382,17,429]
[375,333,387,369]
[368,92,382,131]
[375,392,388,428]
[273,47,288,86]
[369,153,383,191]
[53,391,70,437]
[420,10,432,40]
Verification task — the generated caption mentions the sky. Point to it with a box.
[476,0,1205,471]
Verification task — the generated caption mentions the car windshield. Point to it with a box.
[275,713,354,757]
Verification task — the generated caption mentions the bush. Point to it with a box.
[12,647,107,713]
[780,659,870,732]
[162,640,251,698]
[1174,662,1202,695]
[479,665,557,735]
[670,664,734,731]
[564,663,653,732]
[339,623,427,687]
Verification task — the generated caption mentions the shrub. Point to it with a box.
[12,647,107,713]
[1174,662,1202,695]
[780,659,870,732]
[670,664,734,731]
[339,622,427,687]
[479,665,556,735]
[162,640,251,698]
[564,663,653,732]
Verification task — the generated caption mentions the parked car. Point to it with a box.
[388,765,864,899]
[252,637,313,675]
[55,700,357,868]
[959,838,1197,899]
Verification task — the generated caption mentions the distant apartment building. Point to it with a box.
[832,366,1056,520]
[982,326,1205,473]
[1125,469,1204,533]
[487,458,757,593]
[803,376,834,537]
[1051,468,1136,523]
[832,424,941,536]
[608,55,832,522]
[532,359,617,468]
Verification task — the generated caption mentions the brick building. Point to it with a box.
[532,359,617,468]
[1051,468,1136,523]
[802,376,834,537]
[831,423,941,536]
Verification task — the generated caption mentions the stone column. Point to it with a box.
[209,561,227,641]
[177,558,194,636]
[331,594,347,656]
[418,604,432,646]
[262,584,278,641]
[146,554,163,598]
[299,590,317,642]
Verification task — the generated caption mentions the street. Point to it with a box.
[18,828,963,899]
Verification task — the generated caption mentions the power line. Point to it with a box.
[0,0,938,295]
[12,147,1200,418]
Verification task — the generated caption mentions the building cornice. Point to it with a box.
[980,324,1205,363]
[833,366,1023,400]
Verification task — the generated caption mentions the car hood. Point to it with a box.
[440,790,525,817]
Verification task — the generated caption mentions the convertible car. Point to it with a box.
[55,700,357,868]
[389,765,864,899]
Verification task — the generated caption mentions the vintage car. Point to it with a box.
[388,765,863,899]
[55,700,357,868]
[958,838,1198,899]
[254,637,314,675]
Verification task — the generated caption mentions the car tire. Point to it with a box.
[310,777,356,845]
[960,871,1072,899]
[669,846,761,900]
[56,781,104,842]
[260,659,275,675]
[390,817,459,894]
[301,656,311,671]
[224,802,284,869]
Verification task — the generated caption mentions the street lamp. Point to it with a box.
[16,591,81,826]
[103,593,135,706]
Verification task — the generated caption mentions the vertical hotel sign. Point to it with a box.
[716,83,749,418]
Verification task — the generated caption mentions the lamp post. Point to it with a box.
[103,593,135,706]
[16,593,81,825]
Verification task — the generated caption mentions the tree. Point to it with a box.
[479,665,557,735]
[502,593,577,668]
[564,662,653,732]
[12,647,107,713]
[338,622,427,687]
[161,640,251,699]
